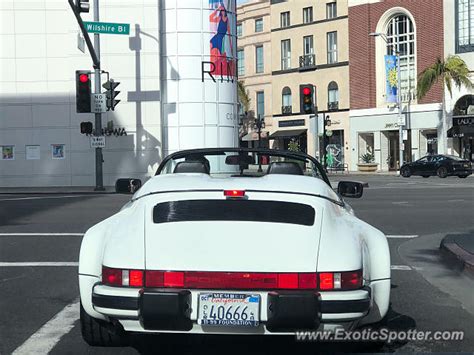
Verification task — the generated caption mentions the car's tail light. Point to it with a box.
[103,267,362,291]
[224,190,246,198]
[145,271,318,290]
[319,270,363,290]
[102,266,143,287]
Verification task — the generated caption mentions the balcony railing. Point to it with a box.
[299,54,315,70]
[328,101,339,111]
[281,105,292,114]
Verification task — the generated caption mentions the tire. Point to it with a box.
[80,303,126,347]
[400,167,411,178]
[422,175,429,178]
[436,166,448,178]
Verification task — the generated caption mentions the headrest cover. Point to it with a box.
[267,161,304,175]
[173,161,210,174]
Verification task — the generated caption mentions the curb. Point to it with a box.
[439,239,474,277]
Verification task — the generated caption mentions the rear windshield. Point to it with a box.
[153,200,315,226]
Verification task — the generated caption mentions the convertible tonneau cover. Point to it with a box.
[133,174,339,202]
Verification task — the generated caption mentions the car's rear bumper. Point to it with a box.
[90,283,373,334]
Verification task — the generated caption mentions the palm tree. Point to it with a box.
[417,55,473,100]
[237,80,251,113]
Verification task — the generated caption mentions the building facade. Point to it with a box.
[348,0,445,172]
[0,0,239,187]
[443,0,474,162]
[269,0,351,169]
[236,0,272,147]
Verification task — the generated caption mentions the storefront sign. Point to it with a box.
[453,117,474,126]
[279,119,305,128]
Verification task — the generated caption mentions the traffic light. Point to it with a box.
[75,0,90,13]
[80,121,93,134]
[300,84,315,114]
[76,70,91,113]
[102,79,120,111]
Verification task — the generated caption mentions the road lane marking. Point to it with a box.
[0,195,90,202]
[386,235,419,239]
[0,233,84,236]
[391,265,413,270]
[0,262,79,267]
[12,299,79,355]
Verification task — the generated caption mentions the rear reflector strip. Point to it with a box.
[103,267,362,291]
[145,271,318,290]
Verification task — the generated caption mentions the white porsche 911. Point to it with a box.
[79,148,390,346]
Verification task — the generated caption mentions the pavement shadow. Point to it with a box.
[125,304,417,354]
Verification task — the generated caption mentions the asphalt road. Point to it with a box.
[0,175,473,354]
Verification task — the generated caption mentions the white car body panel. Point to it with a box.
[79,171,391,336]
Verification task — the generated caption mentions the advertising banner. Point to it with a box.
[385,55,398,103]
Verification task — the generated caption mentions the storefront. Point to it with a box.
[350,104,442,171]
[447,95,474,162]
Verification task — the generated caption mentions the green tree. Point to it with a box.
[417,55,474,100]
[237,80,251,113]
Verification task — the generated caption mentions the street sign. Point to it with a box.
[83,21,130,35]
[91,93,106,113]
[397,115,406,126]
[90,136,105,148]
[77,32,85,53]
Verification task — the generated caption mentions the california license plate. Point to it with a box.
[197,293,260,327]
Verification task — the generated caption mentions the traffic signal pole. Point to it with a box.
[68,0,104,190]
[93,0,105,191]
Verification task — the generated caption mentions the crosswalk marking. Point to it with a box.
[386,235,419,239]
[12,300,80,355]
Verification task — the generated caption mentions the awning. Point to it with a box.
[269,129,307,140]
[447,125,474,138]
[241,131,269,141]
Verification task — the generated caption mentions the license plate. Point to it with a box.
[198,293,260,327]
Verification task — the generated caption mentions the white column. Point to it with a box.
[160,0,239,155]
[411,129,420,161]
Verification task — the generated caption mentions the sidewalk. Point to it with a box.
[440,233,474,277]
[0,186,115,194]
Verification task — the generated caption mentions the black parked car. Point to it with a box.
[400,154,472,178]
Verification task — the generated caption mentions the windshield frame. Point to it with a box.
[155,147,331,186]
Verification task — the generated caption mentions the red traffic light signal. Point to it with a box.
[76,70,91,113]
[300,84,315,114]
[79,74,89,83]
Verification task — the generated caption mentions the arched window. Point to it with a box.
[386,14,416,101]
[282,86,292,113]
[328,81,339,110]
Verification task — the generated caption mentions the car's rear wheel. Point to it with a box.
[80,303,126,347]
[400,167,411,178]
[436,166,448,178]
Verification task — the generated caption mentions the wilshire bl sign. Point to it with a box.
[84,21,130,35]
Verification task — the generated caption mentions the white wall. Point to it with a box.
[0,0,161,187]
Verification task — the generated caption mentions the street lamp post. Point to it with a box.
[254,114,265,172]
[370,32,404,175]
